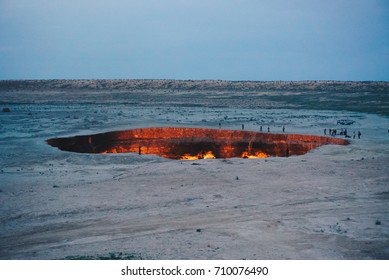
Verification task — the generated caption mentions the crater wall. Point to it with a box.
[47,127,349,160]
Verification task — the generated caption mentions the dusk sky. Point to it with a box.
[1,0,388,81]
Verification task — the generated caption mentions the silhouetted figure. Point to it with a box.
[138,146,141,155]
[358,131,361,139]
[324,128,327,135]
[219,122,221,129]
[286,148,289,157]
[267,126,270,132]
[88,137,95,152]
[282,126,285,133]
[260,126,262,132]
[242,124,244,130]
[353,131,356,139]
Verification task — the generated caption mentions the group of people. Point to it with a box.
[259,126,272,132]
[324,128,340,137]
[324,128,361,139]
[218,121,366,140]
[237,124,286,133]
[353,131,362,139]
[218,122,278,133]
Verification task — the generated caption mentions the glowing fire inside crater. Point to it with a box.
[241,151,269,159]
[181,151,217,160]
[47,127,349,160]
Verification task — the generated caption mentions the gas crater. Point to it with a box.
[47,127,349,160]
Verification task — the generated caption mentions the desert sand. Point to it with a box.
[0,80,388,259]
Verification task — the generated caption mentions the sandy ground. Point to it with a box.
[0,89,388,259]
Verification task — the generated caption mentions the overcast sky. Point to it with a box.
[1,0,388,81]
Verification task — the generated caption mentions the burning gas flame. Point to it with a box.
[180,154,200,160]
[100,146,132,154]
[180,151,216,160]
[241,151,268,158]
[203,151,216,159]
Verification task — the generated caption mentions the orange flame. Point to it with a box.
[241,151,268,158]
[203,151,216,159]
[100,146,132,154]
[180,154,200,160]
[100,145,267,160]
[180,151,216,160]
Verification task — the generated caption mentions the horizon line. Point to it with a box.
[1,78,389,83]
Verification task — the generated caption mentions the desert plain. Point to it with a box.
[0,80,388,259]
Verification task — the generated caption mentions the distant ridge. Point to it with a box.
[1,79,388,93]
